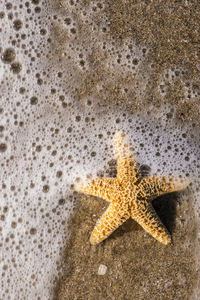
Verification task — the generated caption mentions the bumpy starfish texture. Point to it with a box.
[75,132,189,245]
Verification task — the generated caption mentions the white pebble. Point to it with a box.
[98,264,108,275]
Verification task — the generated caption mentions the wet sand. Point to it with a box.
[53,1,200,299]
[57,187,197,300]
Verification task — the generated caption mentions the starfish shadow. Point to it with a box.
[111,218,136,240]
[110,192,178,242]
[152,191,178,235]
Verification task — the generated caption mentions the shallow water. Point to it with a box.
[0,1,200,299]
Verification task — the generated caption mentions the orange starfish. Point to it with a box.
[75,132,189,245]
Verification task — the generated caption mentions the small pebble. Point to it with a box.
[98,264,107,275]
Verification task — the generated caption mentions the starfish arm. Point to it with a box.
[113,132,139,183]
[90,203,130,245]
[137,176,189,200]
[74,178,119,201]
[132,204,171,245]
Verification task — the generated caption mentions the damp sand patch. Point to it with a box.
[57,187,197,300]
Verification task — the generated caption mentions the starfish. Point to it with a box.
[75,132,189,245]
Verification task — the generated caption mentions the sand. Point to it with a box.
[54,1,200,299]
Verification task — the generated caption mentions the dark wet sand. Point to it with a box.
[56,187,197,300]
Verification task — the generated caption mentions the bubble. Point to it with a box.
[3,265,8,270]
[11,222,17,228]
[0,12,5,19]
[32,0,40,4]
[1,48,16,64]
[58,199,65,205]
[30,96,38,105]
[5,3,12,10]
[56,171,62,178]
[67,127,72,133]
[36,145,42,152]
[10,62,22,74]
[0,143,7,152]
[42,185,49,193]
[13,19,23,31]
[70,28,76,34]
[64,18,71,25]
[51,150,57,156]
[91,151,96,157]
[1,215,5,221]
[30,228,37,235]
[75,116,81,122]
[40,29,47,36]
